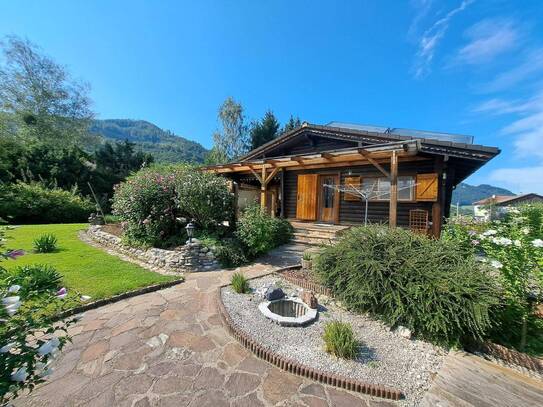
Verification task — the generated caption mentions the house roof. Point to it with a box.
[239,122,500,162]
[473,193,543,206]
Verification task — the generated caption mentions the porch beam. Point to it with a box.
[260,166,267,210]
[248,166,263,183]
[321,152,334,160]
[358,149,390,178]
[389,150,398,228]
[264,167,280,185]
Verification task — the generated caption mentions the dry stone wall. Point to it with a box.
[87,225,220,273]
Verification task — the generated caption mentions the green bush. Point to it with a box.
[231,272,250,293]
[112,166,234,247]
[1,264,62,297]
[201,236,248,268]
[322,321,359,359]
[33,234,58,253]
[0,182,94,224]
[314,225,499,346]
[235,204,293,258]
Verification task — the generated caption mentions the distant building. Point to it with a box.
[473,193,543,220]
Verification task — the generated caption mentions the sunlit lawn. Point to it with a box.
[3,224,177,300]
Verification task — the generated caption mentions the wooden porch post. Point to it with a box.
[389,150,398,228]
[233,181,239,222]
[432,156,444,238]
[260,166,267,211]
[280,169,285,218]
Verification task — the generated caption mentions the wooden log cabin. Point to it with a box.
[203,122,500,237]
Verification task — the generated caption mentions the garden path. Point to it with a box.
[13,243,543,407]
[421,351,543,407]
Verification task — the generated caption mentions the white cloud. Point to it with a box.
[412,0,474,78]
[489,166,543,194]
[482,48,543,93]
[452,18,519,65]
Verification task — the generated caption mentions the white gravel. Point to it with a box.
[221,275,447,406]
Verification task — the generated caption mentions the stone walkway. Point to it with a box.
[14,242,543,407]
[15,244,392,407]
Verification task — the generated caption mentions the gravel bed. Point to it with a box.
[221,275,447,406]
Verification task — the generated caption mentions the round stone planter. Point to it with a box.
[258,297,317,327]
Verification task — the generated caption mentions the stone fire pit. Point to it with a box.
[258,297,317,326]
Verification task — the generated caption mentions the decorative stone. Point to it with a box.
[301,290,318,309]
[395,325,412,339]
[265,286,285,301]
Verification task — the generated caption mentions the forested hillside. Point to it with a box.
[452,182,515,205]
[90,119,208,163]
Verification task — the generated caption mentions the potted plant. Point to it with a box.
[302,251,313,270]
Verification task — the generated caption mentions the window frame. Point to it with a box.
[360,174,416,202]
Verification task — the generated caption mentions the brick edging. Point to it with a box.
[274,266,332,296]
[215,272,403,401]
[466,342,543,375]
[57,278,185,320]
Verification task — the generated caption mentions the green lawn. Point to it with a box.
[3,224,178,300]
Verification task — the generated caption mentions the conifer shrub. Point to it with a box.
[314,225,499,346]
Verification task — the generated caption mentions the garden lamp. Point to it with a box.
[185,220,196,243]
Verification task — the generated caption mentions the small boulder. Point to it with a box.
[265,286,285,301]
[301,291,318,309]
[395,325,412,339]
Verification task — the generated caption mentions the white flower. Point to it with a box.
[513,240,522,248]
[490,260,503,269]
[80,295,92,302]
[7,285,21,294]
[2,296,20,305]
[11,367,27,382]
[492,237,512,246]
[4,301,22,316]
[482,229,497,236]
[521,227,530,235]
[532,239,543,248]
[37,337,60,356]
[0,342,16,353]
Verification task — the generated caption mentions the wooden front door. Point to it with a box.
[318,174,339,223]
[296,174,318,220]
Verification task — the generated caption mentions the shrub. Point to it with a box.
[314,225,499,346]
[174,170,234,230]
[0,182,94,224]
[112,166,234,247]
[202,237,248,268]
[112,168,179,247]
[33,234,58,253]
[322,321,359,359]
[235,204,293,258]
[2,265,62,297]
[231,272,250,293]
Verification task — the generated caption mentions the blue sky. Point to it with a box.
[2,0,543,193]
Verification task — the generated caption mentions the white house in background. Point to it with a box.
[473,193,543,220]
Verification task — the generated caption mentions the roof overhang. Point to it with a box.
[202,140,421,175]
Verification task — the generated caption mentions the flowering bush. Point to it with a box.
[447,204,543,353]
[112,166,234,247]
[0,226,83,403]
[112,168,179,247]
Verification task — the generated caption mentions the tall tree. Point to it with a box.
[249,110,280,150]
[0,36,94,145]
[282,115,302,134]
[211,97,249,163]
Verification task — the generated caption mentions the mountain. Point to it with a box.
[89,119,208,163]
[452,183,515,206]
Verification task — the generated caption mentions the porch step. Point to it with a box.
[289,221,350,246]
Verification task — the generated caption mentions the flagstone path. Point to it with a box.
[15,244,393,407]
[14,242,543,406]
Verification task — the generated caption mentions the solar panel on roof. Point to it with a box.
[326,122,474,145]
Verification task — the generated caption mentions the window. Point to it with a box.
[360,176,414,201]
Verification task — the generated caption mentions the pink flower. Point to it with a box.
[6,250,25,259]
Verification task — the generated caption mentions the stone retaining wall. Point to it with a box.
[87,225,220,273]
